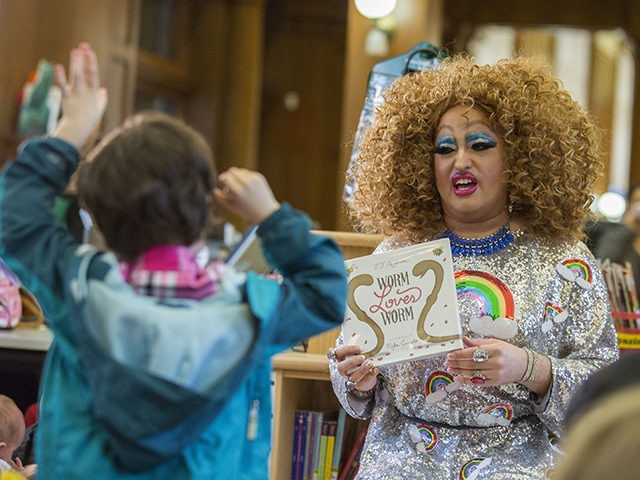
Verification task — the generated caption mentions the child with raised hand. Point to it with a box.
[0,43,347,480]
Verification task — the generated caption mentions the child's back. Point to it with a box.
[0,43,347,480]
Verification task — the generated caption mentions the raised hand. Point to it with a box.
[214,167,280,224]
[52,42,108,150]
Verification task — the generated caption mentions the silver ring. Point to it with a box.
[346,378,356,391]
[327,347,337,362]
[473,347,490,363]
[471,370,486,384]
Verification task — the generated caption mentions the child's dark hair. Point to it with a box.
[77,111,217,261]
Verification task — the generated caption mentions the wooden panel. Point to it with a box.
[223,2,265,171]
[0,0,40,164]
[0,0,139,163]
[515,28,555,59]
[589,34,617,192]
[258,0,347,231]
[442,0,635,36]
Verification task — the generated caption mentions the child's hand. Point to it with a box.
[214,167,280,224]
[52,42,108,151]
[11,457,37,479]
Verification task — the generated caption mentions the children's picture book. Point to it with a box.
[342,238,462,367]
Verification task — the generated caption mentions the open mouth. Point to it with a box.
[452,173,477,196]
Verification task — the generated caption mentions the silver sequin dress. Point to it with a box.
[329,234,619,480]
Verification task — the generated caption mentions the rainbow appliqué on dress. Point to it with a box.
[541,302,569,333]
[416,423,438,451]
[476,403,513,427]
[459,457,492,480]
[555,259,593,290]
[423,370,460,404]
[455,270,517,339]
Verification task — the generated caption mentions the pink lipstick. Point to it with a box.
[451,173,477,196]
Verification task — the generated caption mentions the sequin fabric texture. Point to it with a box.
[329,234,619,480]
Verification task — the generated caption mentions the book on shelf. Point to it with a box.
[309,411,325,480]
[329,408,347,480]
[322,419,338,480]
[295,409,355,480]
[343,237,463,367]
[302,410,316,480]
[337,426,367,480]
[311,411,338,480]
[315,417,330,480]
[291,410,309,480]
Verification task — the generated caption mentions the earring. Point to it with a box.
[508,203,514,214]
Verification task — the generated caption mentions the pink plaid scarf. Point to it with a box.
[120,245,223,300]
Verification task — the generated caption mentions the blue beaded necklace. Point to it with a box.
[443,224,517,256]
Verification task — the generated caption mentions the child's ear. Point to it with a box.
[0,440,6,449]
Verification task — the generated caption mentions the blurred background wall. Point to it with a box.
[0,0,637,231]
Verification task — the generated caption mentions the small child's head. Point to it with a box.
[77,111,218,262]
[0,395,25,463]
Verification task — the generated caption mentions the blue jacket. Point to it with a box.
[0,137,347,479]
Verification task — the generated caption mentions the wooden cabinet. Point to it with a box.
[269,230,381,480]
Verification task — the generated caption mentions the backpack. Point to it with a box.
[0,257,43,329]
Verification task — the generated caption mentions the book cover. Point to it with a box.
[329,408,347,480]
[322,420,337,480]
[343,238,463,367]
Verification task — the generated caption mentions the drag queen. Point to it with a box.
[329,55,619,479]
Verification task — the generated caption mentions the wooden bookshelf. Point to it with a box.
[270,231,381,479]
[271,351,335,479]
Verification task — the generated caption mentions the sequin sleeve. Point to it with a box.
[328,330,376,419]
[532,243,619,435]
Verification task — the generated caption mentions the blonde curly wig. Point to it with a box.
[348,54,604,243]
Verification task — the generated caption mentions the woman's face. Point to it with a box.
[434,105,509,226]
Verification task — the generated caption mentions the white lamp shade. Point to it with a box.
[354,0,397,19]
[598,191,627,220]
